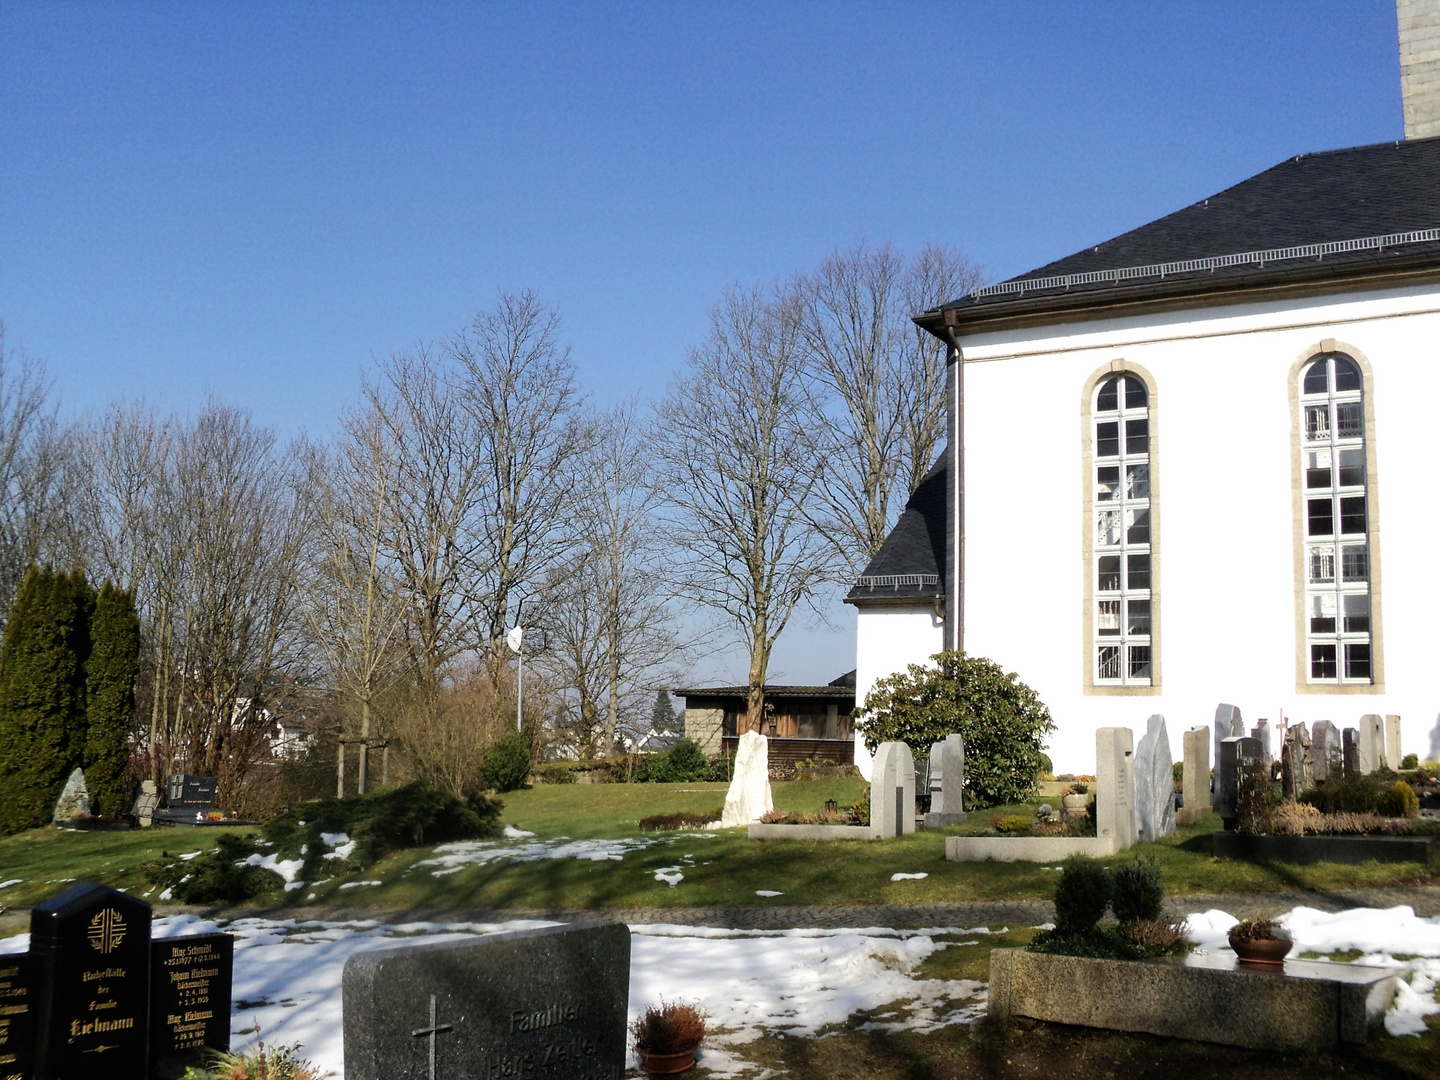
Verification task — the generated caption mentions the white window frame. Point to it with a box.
[1092,374,1153,686]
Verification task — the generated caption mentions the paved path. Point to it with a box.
[154,883,1440,930]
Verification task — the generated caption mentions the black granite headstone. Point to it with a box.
[149,934,233,1078]
[165,775,218,809]
[0,953,35,1080]
[343,922,630,1080]
[30,882,150,1080]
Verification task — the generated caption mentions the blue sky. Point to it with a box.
[0,2,1405,684]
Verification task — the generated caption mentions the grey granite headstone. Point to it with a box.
[923,734,966,827]
[1216,737,1243,827]
[343,922,630,1080]
[1133,715,1176,842]
[1213,704,1243,772]
[869,741,916,838]
[1233,737,1266,827]
[52,767,90,825]
[1311,721,1341,783]
[1343,727,1361,778]
[1358,715,1384,775]
[1096,727,1137,851]
[31,881,152,1079]
[1385,714,1402,771]
[1281,722,1313,801]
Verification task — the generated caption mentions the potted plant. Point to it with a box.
[1227,918,1292,965]
[631,1000,705,1075]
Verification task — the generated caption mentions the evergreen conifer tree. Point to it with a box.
[649,688,680,735]
[84,582,140,817]
[0,566,93,834]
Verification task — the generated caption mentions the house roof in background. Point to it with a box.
[919,135,1440,333]
[844,454,946,606]
[674,684,856,701]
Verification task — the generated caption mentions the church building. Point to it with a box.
[849,4,1440,774]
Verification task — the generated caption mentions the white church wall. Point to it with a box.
[953,281,1440,773]
[852,603,943,779]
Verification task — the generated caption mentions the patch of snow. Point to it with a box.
[0,880,20,889]
[321,833,357,861]
[412,836,663,876]
[891,873,928,882]
[654,867,684,888]
[158,888,173,901]
[503,824,536,838]
[241,852,306,885]
[178,851,203,861]
[755,891,783,898]
[338,881,383,890]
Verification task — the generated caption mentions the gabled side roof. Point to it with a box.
[844,454,945,606]
[920,135,1440,335]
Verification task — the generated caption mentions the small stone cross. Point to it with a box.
[411,994,453,1079]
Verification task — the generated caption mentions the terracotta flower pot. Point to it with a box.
[1228,935,1292,965]
[638,1046,700,1074]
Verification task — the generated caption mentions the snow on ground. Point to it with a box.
[0,880,20,889]
[0,903,1435,1075]
[409,833,714,877]
[891,873,928,881]
[503,824,536,838]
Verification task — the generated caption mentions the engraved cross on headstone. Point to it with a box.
[411,994,453,1080]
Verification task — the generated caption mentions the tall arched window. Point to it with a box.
[1300,354,1372,683]
[1093,373,1152,685]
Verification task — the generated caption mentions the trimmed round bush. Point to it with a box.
[1378,780,1420,818]
[1053,855,1111,939]
[483,731,533,793]
[854,651,1055,809]
[1110,854,1164,925]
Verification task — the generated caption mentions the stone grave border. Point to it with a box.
[988,948,1398,1050]
[1212,832,1434,865]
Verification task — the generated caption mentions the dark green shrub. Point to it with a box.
[1403,753,1420,770]
[848,785,871,824]
[1110,855,1164,925]
[140,833,278,904]
[483,732,532,792]
[854,651,1055,809]
[646,739,712,783]
[1378,780,1420,818]
[1052,856,1110,939]
[992,814,1034,834]
[83,583,140,818]
[1300,773,1389,815]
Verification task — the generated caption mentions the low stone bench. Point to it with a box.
[988,947,1399,1050]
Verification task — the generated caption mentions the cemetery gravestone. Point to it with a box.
[1282,723,1314,802]
[923,734,966,827]
[1385,715,1403,771]
[343,921,630,1080]
[1216,737,1242,828]
[150,933,233,1078]
[720,731,772,827]
[869,742,916,838]
[0,954,35,1080]
[1096,727,1137,850]
[1312,721,1341,783]
[1343,727,1361,778]
[1133,714,1176,842]
[30,882,151,1080]
[52,769,90,827]
[1176,726,1210,827]
[1213,705,1243,776]
[1358,715,1385,775]
[1250,721,1273,772]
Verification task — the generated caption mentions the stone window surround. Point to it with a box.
[1080,360,1162,696]
[1288,340,1385,693]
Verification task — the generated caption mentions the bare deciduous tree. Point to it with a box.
[542,403,681,756]
[794,243,982,575]
[654,286,833,729]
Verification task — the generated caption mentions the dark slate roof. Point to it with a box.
[920,136,1440,333]
[829,669,856,688]
[843,454,946,605]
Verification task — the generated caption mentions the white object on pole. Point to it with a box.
[507,627,524,731]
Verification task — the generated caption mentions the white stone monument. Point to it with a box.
[869,741,916,838]
[721,730,773,827]
[1176,725,1210,827]
[1133,714,1176,842]
[923,734,966,827]
[1213,704,1243,768]
[1358,714,1385,775]
[1096,727,1137,850]
[1385,714,1403,770]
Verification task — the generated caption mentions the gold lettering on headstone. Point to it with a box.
[87,909,127,955]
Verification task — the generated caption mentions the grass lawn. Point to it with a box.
[0,780,1434,913]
